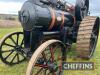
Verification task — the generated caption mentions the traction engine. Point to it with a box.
[0,0,99,75]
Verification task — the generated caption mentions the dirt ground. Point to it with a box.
[0,20,21,28]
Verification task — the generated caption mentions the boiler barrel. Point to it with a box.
[19,1,74,31]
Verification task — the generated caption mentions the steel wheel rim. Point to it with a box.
[31,43,64,75]
[26,40,66,75]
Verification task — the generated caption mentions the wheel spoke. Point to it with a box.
[4,50,14,60]
[10,53,17,63]
[20,38,24,46]
[18,52,26,59]
[42,52,47,62]
[17,53,20,62]
[44,69,47,75]
[16,34,19,45]
[47,71,51,75]
[45,48,55,63]
[49,45,59,62]
[1,50,14,53]
[9,36,17,45]
[35,68,44,75]
[93,35,97,40]
[50,46,54,62]
[53,72,56,75]
[3,42,15,48]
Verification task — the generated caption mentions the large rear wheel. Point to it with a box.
[76,16,100,59]
[26,39,66,75]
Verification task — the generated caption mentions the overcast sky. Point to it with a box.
[0,0,100,16]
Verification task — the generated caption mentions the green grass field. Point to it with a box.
[0,28,100,75]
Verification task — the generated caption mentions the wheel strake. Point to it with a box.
[76,16,100,59]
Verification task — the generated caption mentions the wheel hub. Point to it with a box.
[37,58,45,64]
[48,62,58,72]
[16,46,22,51]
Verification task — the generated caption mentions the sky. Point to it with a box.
[0,0,100,16]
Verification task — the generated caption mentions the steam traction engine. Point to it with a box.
[0,0,99,75]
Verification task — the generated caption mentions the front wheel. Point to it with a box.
[0,32,26,65]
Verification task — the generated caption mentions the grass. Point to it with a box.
[0,28,100,75]
[0,28,27,75]
[0,28,22,39]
